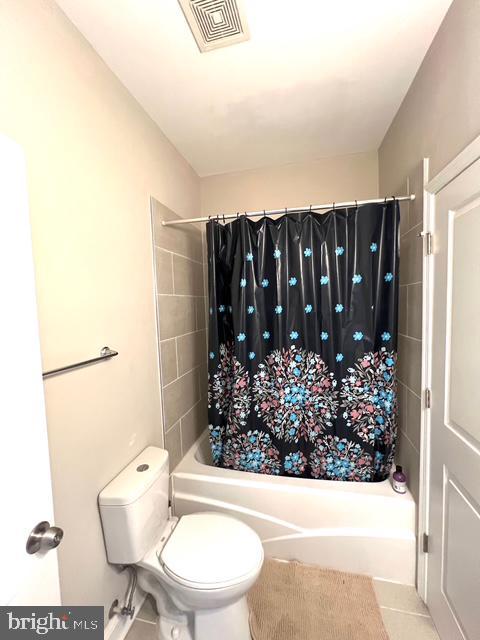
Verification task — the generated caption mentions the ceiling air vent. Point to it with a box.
[178,0,250,53]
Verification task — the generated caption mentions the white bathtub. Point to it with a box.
[172,432,416,585]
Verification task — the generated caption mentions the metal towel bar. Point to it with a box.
[42,346,118,378]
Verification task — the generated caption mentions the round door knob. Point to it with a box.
[26,521,64,555]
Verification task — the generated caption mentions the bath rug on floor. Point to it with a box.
[247,559,389,640]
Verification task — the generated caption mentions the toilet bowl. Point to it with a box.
[99,447,263,640]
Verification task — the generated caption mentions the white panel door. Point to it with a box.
[0,134,61,605]
[427,155,480,640]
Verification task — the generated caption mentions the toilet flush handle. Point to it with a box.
[26,521,64,554]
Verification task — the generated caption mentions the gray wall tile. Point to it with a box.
[152,200,203,262]
[398,335,422,396]
[160,339,177,386]
[406,389,422,451]
[152,197,208,469]
[177,330,207,377]
[163,369,200,430]
[181,397,208,454]
[164,422,182,470]
[197,361,208,400]
[399,285,407,336]
[157,294,196,340]
[407,283,423,340]
[397,381,408,434]
[173,254,204,296]
[195,296,206,330]
[391,167,425,508]
[400,225,423,285]
[155,248,173,294]
[400,202,410,237]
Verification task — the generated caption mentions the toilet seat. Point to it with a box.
[159,512,264,590]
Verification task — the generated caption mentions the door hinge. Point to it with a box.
[424,388,431,409]
[418,231,433,255]
[422,533,429,553]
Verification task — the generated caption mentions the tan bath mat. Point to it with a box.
[247,559,389,640]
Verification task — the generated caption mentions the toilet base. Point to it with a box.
[156,597,251,640]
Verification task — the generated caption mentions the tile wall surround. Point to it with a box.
[394,161,425,504]
[151,197,209,469]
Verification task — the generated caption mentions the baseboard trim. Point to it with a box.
[104,589,146,640]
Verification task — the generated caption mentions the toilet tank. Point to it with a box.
[98,446,169,564]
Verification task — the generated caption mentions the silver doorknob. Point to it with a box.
[26,521,64,555]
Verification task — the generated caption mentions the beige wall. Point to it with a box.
[151,199,208,468]
[0,0,199,621]
[379,0,480,504]
[379,0,480,192]
[201,151,379,215]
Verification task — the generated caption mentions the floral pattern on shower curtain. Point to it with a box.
[207,201,399,481]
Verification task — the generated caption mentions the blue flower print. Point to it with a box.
[320,275,329,285]
[209,307,213,315]
[273,248,281,259]
[336,353,344,362]
[275,305,283,315]
[284,451,307,475]
[246,252,253,262]
[218,304,225,313]
[335,303,344,313]
[384,272,393,282]
[290,331,299,340]
[335,246,345,256]
[304,248,312,258]
[370,242,378,253]
[305,304,313,314]
[237,333,246,342]
[352,274,363,284]
[248,352,256,360]
[386,356,394,367]
[353,331,364,341]
[263,331,270,340]
[381,331,391,341]
[209,352,215,359]
[289,276,297,286]
[321,332,329,341]
[247,305,255,314]
[240,278,247,287]
[227,305,233,313]
[261,278,269,288]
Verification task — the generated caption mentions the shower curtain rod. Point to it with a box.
[161,194,415,226]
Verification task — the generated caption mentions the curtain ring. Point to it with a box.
[333,202,336,211]
[355,200,358,209]
[309,204,312,212]
[223,214,226,224]
[216,214,220,222]
[263,209,266,218]
[384,197,387,205]
[236,211,240,219]
[285,207,288,215]
[208,215,211,221]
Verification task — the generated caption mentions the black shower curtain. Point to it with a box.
[207,201,399,481]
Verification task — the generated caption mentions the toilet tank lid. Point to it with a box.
[98,446,169,507]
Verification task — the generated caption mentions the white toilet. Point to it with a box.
[99,446,264,640]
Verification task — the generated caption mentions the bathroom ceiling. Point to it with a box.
[56,0,453,177]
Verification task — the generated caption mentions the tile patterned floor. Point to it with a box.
[126,582,441,640]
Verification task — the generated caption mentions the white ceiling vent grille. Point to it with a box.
[178,0,250,52]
